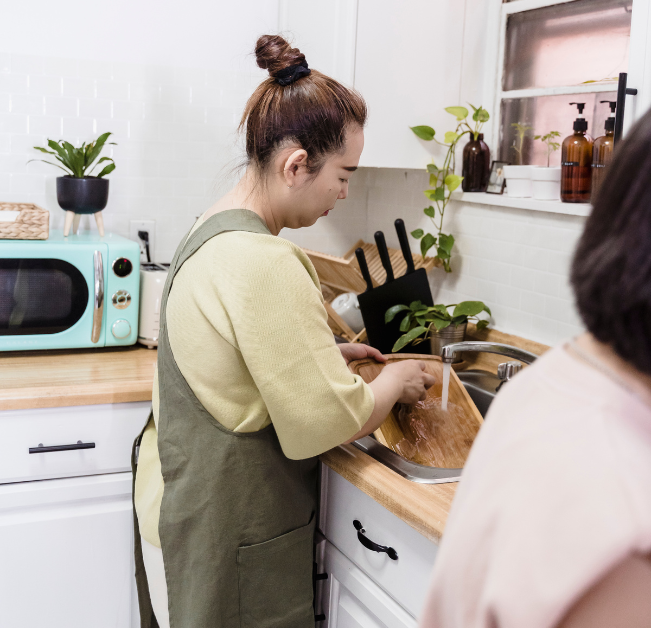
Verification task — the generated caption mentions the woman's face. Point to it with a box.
[281,125,365,229]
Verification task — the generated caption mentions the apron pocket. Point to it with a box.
[237,518,315,628]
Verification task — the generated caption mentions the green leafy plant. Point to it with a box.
[510,122,532,165]
[29,132,116,178]
[410,104,489,273]
[386,300,492,353]
[534,130,561,167]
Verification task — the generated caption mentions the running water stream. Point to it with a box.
[441,362,451,411]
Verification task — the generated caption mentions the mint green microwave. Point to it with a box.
[0,231,140,351]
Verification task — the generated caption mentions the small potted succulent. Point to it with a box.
[531,130,562,200]
[29,132,116,236]
[386,300,492,360]
[503,122,534,198]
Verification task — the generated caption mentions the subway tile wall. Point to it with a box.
[0,52,265,261]
[285,168,587,347]
[0,53,585,346]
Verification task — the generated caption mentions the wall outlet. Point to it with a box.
[129,220,156,263]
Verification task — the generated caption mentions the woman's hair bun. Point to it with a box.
[255,35,306,76]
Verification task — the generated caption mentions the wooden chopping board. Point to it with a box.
[349,354,484,468]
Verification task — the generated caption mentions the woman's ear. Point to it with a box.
[283,149,308,188]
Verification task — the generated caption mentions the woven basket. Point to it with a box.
[0,202,49,240]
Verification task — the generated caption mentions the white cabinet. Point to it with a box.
[322,541,417,628]
[0,472,139,628]
[279,0,466,169]
[318,465,438,624]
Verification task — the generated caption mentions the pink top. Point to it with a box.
[420,346,651,628]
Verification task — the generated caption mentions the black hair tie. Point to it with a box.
[274,60,311,86]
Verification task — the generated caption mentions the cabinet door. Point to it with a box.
[323,541,417,628]
[355,0,465,168]
[0,472,138,628]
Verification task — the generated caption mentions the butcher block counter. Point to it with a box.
[0,326,548,543]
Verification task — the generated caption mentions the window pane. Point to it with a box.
[503,0,631,91]
[498,91,617,166]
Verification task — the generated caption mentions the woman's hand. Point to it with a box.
[338,342,387,365]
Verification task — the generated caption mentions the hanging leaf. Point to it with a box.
[392,326,428,353]
[471,105,490,122]
[424,206,435,218]
[400,314,414,332]
[434,187,445,201]
[452,301,486,318]
[429,173,438,187]
[436,246,451,260]
[411,228,424,239]
[438,233,455,255]
[432,317,452,331]
[96,162,116,178]
[426,163,438,174]
[410,300,425,312]
[423,189,438,201]
[444,174,463,192]
[420,233,436,258]
[385,304,411,324]
[445,106,469,121]
[476,319,489,331]
[444,131,459,144]
[410,126,435,141]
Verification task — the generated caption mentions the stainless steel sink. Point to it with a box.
[352,369,501,484]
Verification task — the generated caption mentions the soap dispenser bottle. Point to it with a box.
[591,100,616,198]
[561,102,593,203]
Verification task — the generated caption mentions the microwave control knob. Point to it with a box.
[112,290,131,309]
[111,319,132,340]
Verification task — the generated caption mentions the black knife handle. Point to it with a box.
[355,248,374,292]
[374,231,394,283]
[395,219,415,274]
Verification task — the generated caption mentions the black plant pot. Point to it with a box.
[56,176,109,215]
[462,133,490,192]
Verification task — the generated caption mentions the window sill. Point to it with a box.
[451,192,592,217]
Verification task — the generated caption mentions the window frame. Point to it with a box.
[482,0,651,154]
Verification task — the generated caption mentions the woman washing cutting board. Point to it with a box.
[132,35,434,628]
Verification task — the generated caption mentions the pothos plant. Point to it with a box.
[386,300,492,353]
[410,104,490,273]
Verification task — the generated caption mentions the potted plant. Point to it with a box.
[386,300,491,360]
[503,122,534,198]
[410,104,489,272]
[531,131,562,200]
[29,132,116,236]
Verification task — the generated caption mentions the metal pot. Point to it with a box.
[430,322,467,363]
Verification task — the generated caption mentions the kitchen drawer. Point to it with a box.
[321,466,438,618]
[0,402,150,484]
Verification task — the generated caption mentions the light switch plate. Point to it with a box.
[129,220,155,263]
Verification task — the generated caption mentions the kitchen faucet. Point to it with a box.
[441,341,538,365]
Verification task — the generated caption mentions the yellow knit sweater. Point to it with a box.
[134,226,374,548]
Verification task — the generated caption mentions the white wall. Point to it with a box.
[1,1,277,261]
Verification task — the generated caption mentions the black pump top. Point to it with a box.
[569,102,588,132]
[601,100,616,133]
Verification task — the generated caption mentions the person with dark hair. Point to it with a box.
[132,35,434,628]
[418,109,651,627]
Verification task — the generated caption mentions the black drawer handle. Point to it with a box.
[353,520,398,560]
[29,441,96,454]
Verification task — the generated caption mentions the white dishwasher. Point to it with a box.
[0,401,150,628]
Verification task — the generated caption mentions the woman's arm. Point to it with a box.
[345,360,435,443]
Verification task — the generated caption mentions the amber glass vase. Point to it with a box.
[462,133,490,192]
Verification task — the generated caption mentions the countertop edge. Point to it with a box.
[320,444,455,544]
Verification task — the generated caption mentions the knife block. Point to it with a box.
[304,239,437,344]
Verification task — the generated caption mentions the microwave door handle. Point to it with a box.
[91,250,104,343]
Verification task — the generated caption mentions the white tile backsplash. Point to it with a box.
[1,51,585,346]
[284,168,587,347]
[0,52,264,261]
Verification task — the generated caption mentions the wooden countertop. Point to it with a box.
[0,346,157,411]
[0,326,548,541]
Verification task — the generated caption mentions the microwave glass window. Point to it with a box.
[0,259,89,335]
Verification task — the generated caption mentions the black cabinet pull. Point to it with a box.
[29,441,96,454]
[353,520,398,560]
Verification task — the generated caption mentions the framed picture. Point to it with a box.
[486,160,509,194]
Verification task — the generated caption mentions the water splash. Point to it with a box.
[441,361,451,411]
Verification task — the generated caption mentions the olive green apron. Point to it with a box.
[132,209,318,628]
